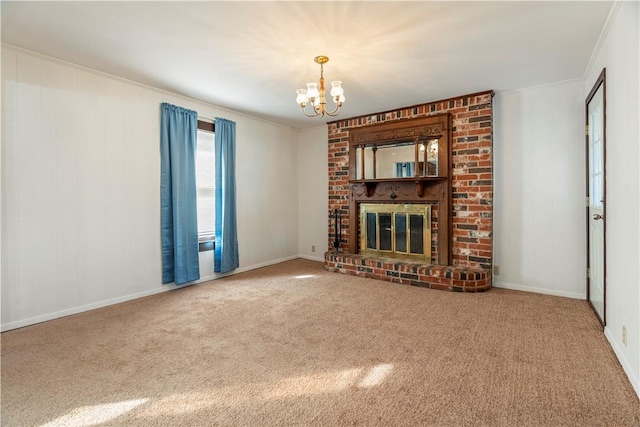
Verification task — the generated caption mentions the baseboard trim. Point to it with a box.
[493,281,585,300]
[604,326,640,399]
[297,254,325,262]
[195,255,301,283]
[1,255,302,332]
[1,286,177,332]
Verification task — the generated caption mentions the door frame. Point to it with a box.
[585,68,606,327]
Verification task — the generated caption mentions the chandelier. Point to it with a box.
[296,56,345,117]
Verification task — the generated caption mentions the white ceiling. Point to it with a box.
[1,1,613,129]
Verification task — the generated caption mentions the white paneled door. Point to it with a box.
[586,69,606,326]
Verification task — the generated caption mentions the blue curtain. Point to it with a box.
[160,103,200,285]
[406,162,414,177]
[395,162,413,177]
[214,117,239,273]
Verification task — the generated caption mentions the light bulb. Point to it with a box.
[330,81,344,97]
[306,82,319,99]
[296,89,308,106]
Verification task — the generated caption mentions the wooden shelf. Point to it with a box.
[349,177,447,197]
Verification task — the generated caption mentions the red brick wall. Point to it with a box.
[327,91,493,271]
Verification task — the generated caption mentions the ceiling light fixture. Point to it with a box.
[296,56,345,118]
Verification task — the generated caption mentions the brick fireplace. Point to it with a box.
[325,91,494,292]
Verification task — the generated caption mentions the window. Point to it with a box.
[196,120,215,250]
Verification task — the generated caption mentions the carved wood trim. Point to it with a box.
[347,113,453,265]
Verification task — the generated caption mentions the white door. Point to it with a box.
[586,70,606,325]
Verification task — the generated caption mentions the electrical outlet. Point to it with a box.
[493,265,500,276]
[622,325,627,347]
[311,245,316,253]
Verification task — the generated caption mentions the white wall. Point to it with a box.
[583,0,640,397]
[1,45,299,331]
[297,125,328,262]
[493,79,586,299]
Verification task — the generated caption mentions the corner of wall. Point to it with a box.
[583,0,623,81]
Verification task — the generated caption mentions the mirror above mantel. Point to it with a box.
[351,136,447,197]
[354,137,442,180]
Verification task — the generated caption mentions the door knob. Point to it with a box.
[592,213,604,220]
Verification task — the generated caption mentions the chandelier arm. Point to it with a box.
[312,100,325,116]
[301,105,321,118]
[325,102,343,116]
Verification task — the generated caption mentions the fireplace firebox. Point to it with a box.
[360,203,431,261]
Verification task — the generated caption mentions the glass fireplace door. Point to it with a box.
[360,204,431,261]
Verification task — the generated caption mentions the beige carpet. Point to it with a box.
[2,259,639,426]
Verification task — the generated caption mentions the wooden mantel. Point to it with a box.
[347,113,453,265]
